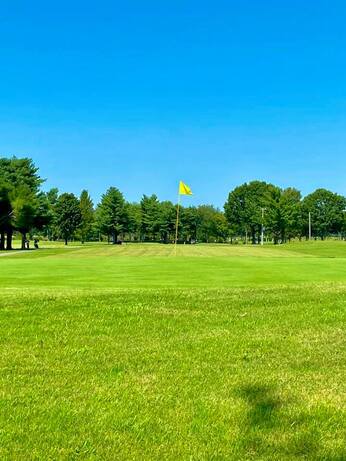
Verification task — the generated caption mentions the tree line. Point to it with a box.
[1,156,345,249]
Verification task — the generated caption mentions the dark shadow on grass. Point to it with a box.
[234,383,283,457]
[235,383,345,460]
[238,384,281,429]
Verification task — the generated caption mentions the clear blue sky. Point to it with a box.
[1,1,346,207]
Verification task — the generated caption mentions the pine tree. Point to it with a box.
[79,190,94,243]
[97,187,127,244]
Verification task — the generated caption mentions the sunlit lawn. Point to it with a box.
[0,242,345,459]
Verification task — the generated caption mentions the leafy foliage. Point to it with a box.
[302,188,346,239]
[0,157,49,249]
[97,187,127,243]
[54,193,82,245]
[1,156,346,248]
[79,190,94,243]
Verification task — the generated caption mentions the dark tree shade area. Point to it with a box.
[1,156,346,249]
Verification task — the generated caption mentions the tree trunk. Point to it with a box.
[0,231,4,250]
[64,237,68,245]
[112,231,117,244]
[21,233,26,250]
[6,229,13,250]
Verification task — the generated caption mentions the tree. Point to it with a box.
[194,205,229,243]
[263,187,302,244]
[180,206,200,242]
[225,181,276,244]
[196,205,216,242]
[0,157,45,249]
[11,186,36,249]
[0,182,12,250]
[32,192,52,236]
[279,188,302,241]
[140,194,160,241]
[97,187,127,244]
[224,184,247,240]
[213,212,229,242]
[0,157,43,192]
[79,190,94,243]
[126,202,142,241]
[46,188,59,206]
[42,188,60,240]
[302,189,346,239]
[158,201,176,243]
[55,193,82,245]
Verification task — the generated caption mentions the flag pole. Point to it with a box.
[174,192,181,255]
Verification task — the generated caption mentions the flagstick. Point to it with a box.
[174,193,181,256]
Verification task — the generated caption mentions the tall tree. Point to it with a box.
[0,157,46,249]
[264,187,302,244]
[302,189,346,239]
[158,201,176,243]
[196,205,217,243]
[11,186,36,249]
[225,181,276,244]
[43,188,59,240]
[213,212,230,242]
[195,205,228,243]
[46,188,59,207]
[0,182,12,250]
[0,157,43,192]
[32,192,52,236]
[279,188,302,242]
[97,187,127,244]
[126,202,142,241]
[180,206,200,243]
[55,193,82,245]
[79,190,94,244]
[140,194,160,241]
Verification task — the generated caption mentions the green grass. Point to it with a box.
[0,242,345,460]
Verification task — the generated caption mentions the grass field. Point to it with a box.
[0,241,345,460]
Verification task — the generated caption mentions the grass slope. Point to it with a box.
[0,242,345,460]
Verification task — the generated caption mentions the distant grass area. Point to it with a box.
[0,242,345,459]
[1,241,346,289]
[4,238,346,257]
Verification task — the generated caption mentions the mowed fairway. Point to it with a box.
[0,242,345,460]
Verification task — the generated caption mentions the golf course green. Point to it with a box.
[0,241,345,460]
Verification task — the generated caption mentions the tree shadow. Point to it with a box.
[234,383,282,457]
[235,383,345,460]
[238,383,281,429]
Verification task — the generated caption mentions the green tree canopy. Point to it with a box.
[79,190,94,244]
[96,187,127,244]
[125,202,142,241]
[225,181,277,244]
[302,189,346,239]
[0,157,47,249]
[180,206,200,242]
[158,201,176,243]
[0,181,12,250]
[55,193,82,245]
[0,157,43,193]
[140,194,160,241]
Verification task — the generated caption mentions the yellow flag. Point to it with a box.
[179,181,193,195]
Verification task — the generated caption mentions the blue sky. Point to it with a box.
[1,1,346,207]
